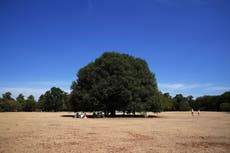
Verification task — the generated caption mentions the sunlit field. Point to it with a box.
[0,112,229,153]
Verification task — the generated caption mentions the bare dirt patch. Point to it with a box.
[0,112,229,153]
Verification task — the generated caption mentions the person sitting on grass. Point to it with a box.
[75,112,79,118]
[79,112,84,118]
[83,112,87,118]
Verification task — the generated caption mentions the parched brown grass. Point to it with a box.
[0,112,229,153]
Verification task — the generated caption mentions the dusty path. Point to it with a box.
[0,112,229,153]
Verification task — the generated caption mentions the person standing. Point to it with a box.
[191,108,194,116]
[198,110,200,116]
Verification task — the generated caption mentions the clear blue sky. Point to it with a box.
[0,0,230,99]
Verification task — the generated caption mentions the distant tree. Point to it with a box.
[159,92,173,111]
[220,103,230,111]
[0,98,3,112]
[195,91,230,111]
[8,100,19,112]
[37,95,45,111]
[196,95,218,111]
[39,87,68,112]
[219,92,230,112]
[173,94,191,111]
[16,94,25,104]
[0,97,10,112]
[187,95,196,109]
[70,52,162,116]
[0,92,19,112]
[220,91,230,104]
[16,94,25,111]
[22,95,36,112]
[2,92,14,101]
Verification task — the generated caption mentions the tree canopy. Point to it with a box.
[195,91,230,111]
[38,87,68,112]
[21,95,36,112]
[69,52,162,116]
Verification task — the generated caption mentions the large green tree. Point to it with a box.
[70,52,162,116]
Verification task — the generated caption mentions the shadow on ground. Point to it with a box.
[60,114,160,118]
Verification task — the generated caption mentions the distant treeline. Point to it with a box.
[159,91,230,111]
[0,87,69,112]
[0,89,229,112]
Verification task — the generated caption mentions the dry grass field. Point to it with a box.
[0,112,229,153]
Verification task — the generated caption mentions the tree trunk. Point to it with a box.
[104,110,109,117]
[110,110,116,117]
[132,111,135,116]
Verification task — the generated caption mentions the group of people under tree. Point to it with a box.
[74,111,106,118]
[75,112,87,118]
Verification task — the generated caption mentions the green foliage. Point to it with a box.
[22,95,36,112]
[159,92,173,111]
[38,87,68,112]
[0,98,3,112]
[173,94,191,111]
[8,100,20,112]
[16,94,25,104]
[196,95,219,111]
[70,52,162,115]
[36,95,44,111]
[194,91,230,111]
[16,94,25,111]
[0,92,20,112]
[220,103,230,111]
[0,98,10,112]
[2,92,14,101]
